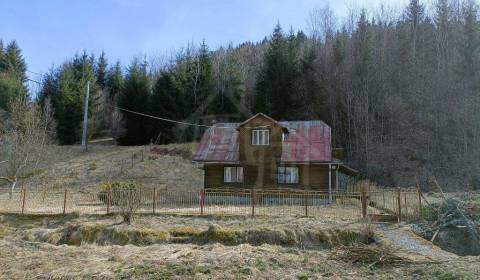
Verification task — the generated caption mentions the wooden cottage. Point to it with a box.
[193,113,357,192]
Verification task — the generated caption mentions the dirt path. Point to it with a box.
[378,224,458,262]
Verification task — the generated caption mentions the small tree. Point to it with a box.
[0,96,54,196]
[100,181,144,224]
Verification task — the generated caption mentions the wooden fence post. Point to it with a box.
[153,187,156,214]
[131,153,134,168]
[397,188,402,223]
[107,188,111,214]
[63,189,67,215]
[361,188,367,219]
[200,189,205,215]
[21,188,26,214]
[304,190,308,217]
[251,189,255,217]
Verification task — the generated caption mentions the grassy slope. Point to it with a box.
[4,143,202,191]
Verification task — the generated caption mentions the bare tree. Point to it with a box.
[0,96,54,196]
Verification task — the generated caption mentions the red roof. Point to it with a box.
[193,119,332,163]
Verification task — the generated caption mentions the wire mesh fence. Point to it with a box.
[0,187,422,221]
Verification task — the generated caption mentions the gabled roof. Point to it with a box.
[237,113,288,132]
[193,116,333,163]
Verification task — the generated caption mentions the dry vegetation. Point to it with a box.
[0,143,202,192]
[1,144,479,279]
[0,213,479,279]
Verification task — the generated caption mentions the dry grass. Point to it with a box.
[0,143,202,192]
[1,213,479,279]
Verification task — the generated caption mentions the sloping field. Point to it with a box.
[1,143,202,191]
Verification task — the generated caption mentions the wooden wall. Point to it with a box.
[204,163,338,191]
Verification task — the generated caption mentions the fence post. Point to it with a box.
[21,188,26,214]
[107,188,111,214]
[361,188,367,219]
[63,189,67,215]
[200,189,205,215]
[416,185,422,217]
[153,187,156,214]
[131,153,134,168]
[397,188,402,223]
[251,189,255,217]
[304,190,308,217]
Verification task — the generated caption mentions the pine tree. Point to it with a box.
[106,61,124,102]
[96,51,108,90]
[255,23,298,120]
[4,41,27,86]
[150,71,179,143]
[118,58,151,145]
[0,40,5,72]
[0,40,27,110]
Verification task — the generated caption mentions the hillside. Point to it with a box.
[3,143,202,192]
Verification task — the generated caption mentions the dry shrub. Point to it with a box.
[330,244,412,267]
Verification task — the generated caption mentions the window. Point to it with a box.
[252,129,269,145]
[278,167,299,184]
[224,167,244,183]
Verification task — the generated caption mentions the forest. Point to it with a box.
[1,0,479,189]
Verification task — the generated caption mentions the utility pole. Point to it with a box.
[81,81,90,151]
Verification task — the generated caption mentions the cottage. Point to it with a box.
[193,113,357,192]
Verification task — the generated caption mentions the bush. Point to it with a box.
[97,181,144,224]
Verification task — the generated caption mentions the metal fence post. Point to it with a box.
[397,188,402,223]
[107,188,112,214]
[21,188,26,214]
[416,185,422,217]
[63,189,67,215]
[304,190,308,217]
[361,188,367,219]
[153,187,156,214]
[251,189,255,217]
[200,189,205,215]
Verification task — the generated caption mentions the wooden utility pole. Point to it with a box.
[81,81,90,151]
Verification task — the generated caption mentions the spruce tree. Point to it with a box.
[96,51,108,90]
[106,61,124,102]
[255,23,298,120]
[4,41,27,86]
[150,71,179,143]
[118,59,151,145]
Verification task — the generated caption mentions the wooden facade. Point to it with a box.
[194,113,352,191]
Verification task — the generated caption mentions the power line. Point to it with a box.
[27,70,43,76]
[25,78,235,129]
[27,78,41,84]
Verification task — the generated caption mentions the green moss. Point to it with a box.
[0,224,9,238]
[201,226,237,245]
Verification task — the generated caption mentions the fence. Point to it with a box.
[0,187,421,222]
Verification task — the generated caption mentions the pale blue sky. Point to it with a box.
[0,0,410,82]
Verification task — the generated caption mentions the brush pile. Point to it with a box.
[330,244,412,267]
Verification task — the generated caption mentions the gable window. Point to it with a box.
[278,167,299,184]
[252,129,269,145]
[224,167,244,183]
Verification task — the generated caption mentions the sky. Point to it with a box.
[0,0,410,87]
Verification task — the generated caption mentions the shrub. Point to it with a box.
[97,181,145,224]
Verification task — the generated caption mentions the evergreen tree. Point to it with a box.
[254,23,298,120]
[118,59,151,145]
[150,71,179,143]
[0,40,27,110]
[106,61,124,102]
[96,51,108,90]
[4,41,27,86]
[0,40,4,72]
